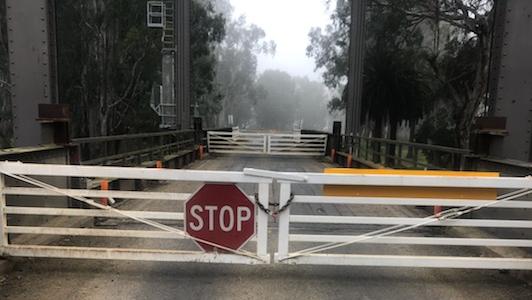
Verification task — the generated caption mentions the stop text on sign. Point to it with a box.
[188,205,252,232]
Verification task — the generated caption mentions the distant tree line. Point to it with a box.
[253,70,330,131]
[308,0,494,149]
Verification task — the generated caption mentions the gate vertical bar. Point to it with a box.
[263,135,267,154]
[323,136,328,156]
[206,132,211,152]
[276,183,291,261]
[0,174,7,249]
[257,183,269,257]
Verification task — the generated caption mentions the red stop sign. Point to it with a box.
[185,184,256,252]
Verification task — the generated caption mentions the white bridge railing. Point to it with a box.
[207,131,327,156]
[0,162,271,264]
[274,172,532,270]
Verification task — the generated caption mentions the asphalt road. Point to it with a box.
[1,156,531,299]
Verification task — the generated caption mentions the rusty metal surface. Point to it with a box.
[37,104,70,121]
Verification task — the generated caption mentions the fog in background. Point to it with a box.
[227,0,340,131]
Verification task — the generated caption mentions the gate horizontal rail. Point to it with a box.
[0,162,271,264]
[274,172,532,270]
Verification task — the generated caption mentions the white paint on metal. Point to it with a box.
[274,171,532,269]
[256,183,269,257]
[4,187,190,201]
[3,162,532,270]
[5,207,183,220]
[147,1,164,28]
[277,183,291,260]
[289,234,532,247]
[207,131,327,156]
[0,162,272,183]
[4,245,269,264]
[7,226,259,242]
[276,253,532,270]
[293,195,532,208]
[0,163,271,264]
[243,168,308,182]
[290,215,532,228]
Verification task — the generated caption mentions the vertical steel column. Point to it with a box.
[6,0,58,147]
[0,174,7,248]
[175,0,191,130]
[487,0,532,161]
[345,0,367,136]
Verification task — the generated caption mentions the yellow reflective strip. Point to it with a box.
[323,169,499,200]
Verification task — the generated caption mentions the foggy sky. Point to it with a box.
[230,0,332,81]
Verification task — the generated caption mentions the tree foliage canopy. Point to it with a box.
[215,9,276,127]
[56,0,228,137]
[308,0,494,148]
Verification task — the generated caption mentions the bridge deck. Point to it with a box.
[1,156,531,299]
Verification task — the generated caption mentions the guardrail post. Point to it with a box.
[459,154,466,171]
[397,144,403,167]
[257,183,269,258]
[276,183,291,261]
[413,147,419,169]
[0,174,8,249]
[332,121,342,152]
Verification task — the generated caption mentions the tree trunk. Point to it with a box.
[407,119,416,158]
[386,119,398,167]
[372,116,383,163]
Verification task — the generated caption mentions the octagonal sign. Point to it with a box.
[185,184,256,252]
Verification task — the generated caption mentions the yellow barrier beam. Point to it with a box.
[323,169,499,200]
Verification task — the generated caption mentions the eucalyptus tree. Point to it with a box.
[190,0,226,127]
[308,0,494,148]
[373,0,495,148]
[308,0,431,140]
[57,0,163,137]
[56,0,227,137]
[215,14,276,127]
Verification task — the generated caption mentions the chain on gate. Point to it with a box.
[254,193,294,221]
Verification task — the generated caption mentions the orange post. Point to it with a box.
[100,180,109,206]
[199,145,204,160]
[156,160,163,169]
[433,205,443,216]
[347,154,353,168]
[331,149,336,162]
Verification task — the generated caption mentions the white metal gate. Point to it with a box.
[272,171,532,270]
[2,163,532,269]
[207,131,327,156]
[0,162,271,264]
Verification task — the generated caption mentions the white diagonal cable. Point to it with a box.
[2,172,265,262]
[282,187,532,261]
